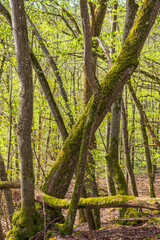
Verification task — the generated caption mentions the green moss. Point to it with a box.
[54,222,73,235]
[153,210,160,215]
[7,209,43,240]
[35,202,42,210]
[118,208,140,226]
[79,195,136,206]
[44,194,70,208]
[45,230,55,239]
[148,217,160,226]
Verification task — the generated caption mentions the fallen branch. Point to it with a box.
[35,189,160,211]
[0,180,20,189]
[113,218,148,222]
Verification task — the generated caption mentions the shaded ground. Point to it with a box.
[60,225,160,240]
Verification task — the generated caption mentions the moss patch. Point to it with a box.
[54,222,73,235]
[148,217,160,226]
[7,209,43,240]
[118,208,140,226]
[45,230,55,239]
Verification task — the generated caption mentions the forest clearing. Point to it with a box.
[0,0,160,239]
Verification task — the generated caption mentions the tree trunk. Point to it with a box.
[121,100,138,196]
[31,52,68,142]
[8,1,43,239]
[105,2,118,196]
[55,97,100,234]
[10,0,34,213]
[105,0,138,196]
[35,188,160,211]
[128,81,155,198]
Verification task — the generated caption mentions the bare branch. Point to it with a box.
[95,37,112,67]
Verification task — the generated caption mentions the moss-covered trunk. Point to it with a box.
[55,97,100,234]
[105,0,138,196]
[121,100,138,196]
[43,0,160,199]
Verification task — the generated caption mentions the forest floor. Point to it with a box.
[4,172,160,239]
[51,173,160,240]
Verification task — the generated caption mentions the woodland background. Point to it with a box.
[0,0,160,239]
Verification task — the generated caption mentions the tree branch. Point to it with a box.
[95,37,112,67]
[31,52,68,141]
[27,15,74,127]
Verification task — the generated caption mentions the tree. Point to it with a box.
[42,0,160,199]
[43,0,160,233]
[7,0,42,239]
[0,0,159,238]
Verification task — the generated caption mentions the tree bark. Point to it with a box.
[8,1,43,239]
[0,221,4,240]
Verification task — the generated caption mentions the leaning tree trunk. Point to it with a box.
[42,0,160,200]
[8,1,43,239]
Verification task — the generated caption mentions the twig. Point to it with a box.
[29,217,60,240]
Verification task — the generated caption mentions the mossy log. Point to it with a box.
[35,189,160,211]
[1,181,160,211]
